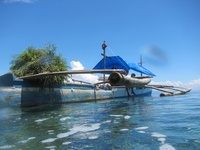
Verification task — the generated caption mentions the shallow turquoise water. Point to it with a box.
[0,91,200,150]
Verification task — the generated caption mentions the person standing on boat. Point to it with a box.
[102,41,107,82]
[131,73,136,95]
[102,41,107,50]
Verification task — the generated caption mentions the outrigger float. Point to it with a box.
[0,43,191,107]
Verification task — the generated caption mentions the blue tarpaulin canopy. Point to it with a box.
[93,56,130,73]
[128,62,156,76]
[93,56,155,76]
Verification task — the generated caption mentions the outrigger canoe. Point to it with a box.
[0,55,191,107]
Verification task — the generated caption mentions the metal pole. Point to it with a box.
[140,55,143,76]
[104,48,106,81]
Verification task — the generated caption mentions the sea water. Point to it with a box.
[0,91,200,150]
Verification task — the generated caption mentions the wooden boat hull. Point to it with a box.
[0,84,152,107]
[60,84,152,103]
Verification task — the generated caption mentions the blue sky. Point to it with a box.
[1,0,200,89]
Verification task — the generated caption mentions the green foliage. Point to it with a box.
[10,44,69,88]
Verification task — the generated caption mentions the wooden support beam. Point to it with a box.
[18,69,126,80]
[145,84,192,97]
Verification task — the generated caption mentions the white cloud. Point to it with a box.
[151,79,200,91]
[70,61,84,70]
[188,78,200,91]
[70,61,99,84]
[3,0,36,3]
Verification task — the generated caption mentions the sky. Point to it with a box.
[1,0,200,90]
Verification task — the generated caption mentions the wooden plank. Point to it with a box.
[18,69,126,80]
[145,85,174,94]
[160,88,192,96]
[146,84,192,96]
[71,79,92,85]
[167,87,190,92]
[147,84,174,88]
[149,84,191,93]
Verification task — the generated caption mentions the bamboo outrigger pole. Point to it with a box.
[145,84,192,96]
[18,69,126,79]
